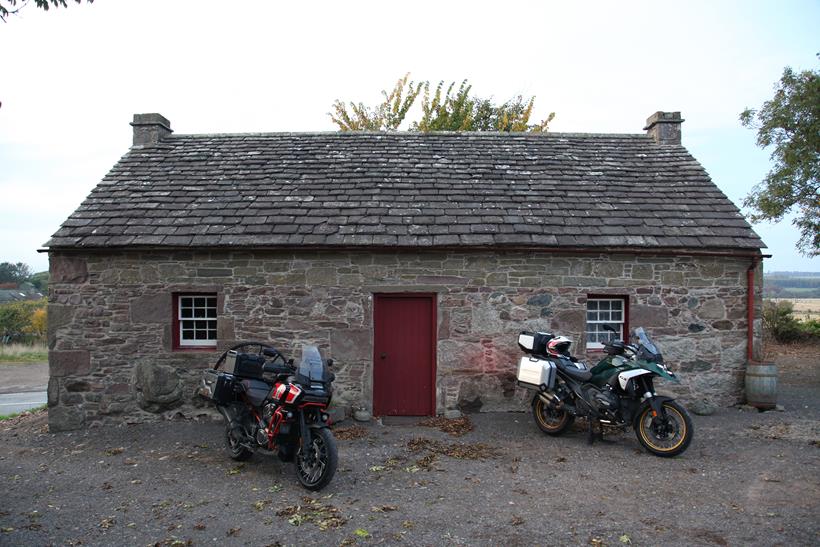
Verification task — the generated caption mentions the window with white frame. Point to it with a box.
[586,297,626,349]
[176,294,217,348]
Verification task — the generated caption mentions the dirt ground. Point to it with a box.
[1,344,818,547]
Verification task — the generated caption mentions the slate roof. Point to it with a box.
[46,132,764,252]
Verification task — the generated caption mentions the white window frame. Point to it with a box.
[586,297,625,350]
[177,294,217,348]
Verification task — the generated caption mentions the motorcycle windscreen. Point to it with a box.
[633,327,664,363]
[297,345,331,385]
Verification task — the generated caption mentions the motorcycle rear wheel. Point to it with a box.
[634,400,693,457]
[532,395,575,436]
[225,423,253,461]
[295,428,338,491]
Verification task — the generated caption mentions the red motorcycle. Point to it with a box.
[199,342,338,491]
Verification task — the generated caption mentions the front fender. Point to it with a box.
[632,395,676,428]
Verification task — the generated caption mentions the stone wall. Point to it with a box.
[47,249,762,431]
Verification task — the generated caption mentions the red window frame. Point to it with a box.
[172,293,218,352]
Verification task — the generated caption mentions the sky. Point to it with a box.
[0,0,818,274]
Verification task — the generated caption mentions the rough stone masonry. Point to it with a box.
[47,249,762,431]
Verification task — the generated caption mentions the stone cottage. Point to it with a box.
[44,111,766,431]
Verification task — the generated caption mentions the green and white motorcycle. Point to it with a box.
[516,326,693,457]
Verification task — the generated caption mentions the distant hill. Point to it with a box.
[764,271,820,298]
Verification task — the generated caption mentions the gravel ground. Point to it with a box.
[0,346,818,547]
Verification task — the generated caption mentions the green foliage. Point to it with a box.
[0,298,47,343]
[414,80,475,132]
[330,74,554,133]
[0,0,93,21]
[762,300,819,342]
[740,56,820,256]
[0,262,32,284]
[29,271,49,292]
[330,73,423,131]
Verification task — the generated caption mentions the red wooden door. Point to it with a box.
[373,294,436,416]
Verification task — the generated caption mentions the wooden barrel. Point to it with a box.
[745,362,778,409]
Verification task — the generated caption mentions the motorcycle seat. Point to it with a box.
[556,360,592,382]
[241,379,273,407]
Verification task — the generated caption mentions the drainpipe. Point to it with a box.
[746,256,761,362]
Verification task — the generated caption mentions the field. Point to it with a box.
[771,298,820,321]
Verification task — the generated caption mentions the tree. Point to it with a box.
[0,262,33,284]
[0,0,92,22]
[330,74,554,133]
[740,57,819,256]
[330,73,422,131]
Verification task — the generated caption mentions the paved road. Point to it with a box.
[0,390,47,414]
[0,361,47,414]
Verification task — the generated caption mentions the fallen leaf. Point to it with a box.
[510,516,524,526]
[620,534,632,544]
[1,527,14,533]
[227,464,244,475]
[369,465,385,472]
[227,527,241,536]
[253,500,271,512]
[402,520,414,529]
[355,528,371,538]
[194,523,206,530]
[105,447,125,456]
[371,505,398,513]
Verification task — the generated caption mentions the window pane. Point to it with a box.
[180,307,192,318]
[182,329,194,340]
[180,297,193,308]
[611,300,623,311]
[194,307,205,318]
[207,297,217,308]
[588,300,598,310]
[599,301,611,310]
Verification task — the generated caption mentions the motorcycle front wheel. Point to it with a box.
[532,395,575,436]
[295,427,338,491]
[634,400,693,457]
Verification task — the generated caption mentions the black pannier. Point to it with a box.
[212,372,237,404]
[228,350,266,380]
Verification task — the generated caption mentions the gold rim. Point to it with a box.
[535,399,567,431]
[638,404,687,452]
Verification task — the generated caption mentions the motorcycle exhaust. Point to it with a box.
[538,391,561,407]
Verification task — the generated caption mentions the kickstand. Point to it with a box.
[586,419,595,445]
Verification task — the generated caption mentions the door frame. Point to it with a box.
[372,292,438,416]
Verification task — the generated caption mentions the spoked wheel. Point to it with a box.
[532,394,575,436]
[295,428,338,491]
[634,400,693,457]
[225,421,253,461]
[213,341,286,370]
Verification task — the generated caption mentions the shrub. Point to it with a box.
[763,300,820,342]
[0,298,47,344]
[762,300,803,342]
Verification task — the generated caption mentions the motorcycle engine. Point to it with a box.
[585,385,620,416]
[255,403,278,446]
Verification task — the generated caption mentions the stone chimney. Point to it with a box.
[130,113,172,146]
[644,111,683,145]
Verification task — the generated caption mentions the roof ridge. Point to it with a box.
[168,131,651,139]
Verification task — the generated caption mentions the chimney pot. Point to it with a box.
[130,113,172,146]
[644,111,683,145]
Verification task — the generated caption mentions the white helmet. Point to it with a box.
[547,335,572,357]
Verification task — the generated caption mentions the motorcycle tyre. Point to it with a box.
[295,427,338,491]
[225,422,253,462]
[532,395,575,436]
[634,400,693,458]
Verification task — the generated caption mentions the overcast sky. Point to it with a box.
[1,0,818,273]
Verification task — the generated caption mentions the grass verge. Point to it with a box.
[0,404,47,421]
[0,343,47,363]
